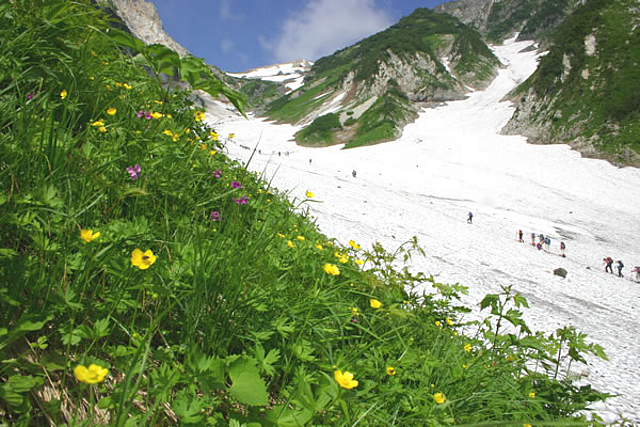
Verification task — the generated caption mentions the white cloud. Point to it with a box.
[267,0,393,63]
[218,0,242,20]
[220,38,234,53]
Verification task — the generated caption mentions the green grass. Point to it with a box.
[295,113,341,145]
[0,1,613,425]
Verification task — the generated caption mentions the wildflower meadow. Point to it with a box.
[0,1,612,425]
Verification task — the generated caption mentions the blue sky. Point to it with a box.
[150,0,450,72]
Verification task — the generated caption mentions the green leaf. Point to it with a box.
[172,388,205,424]
[94,318,110,338]
[479,294,498,311]
[228,357,268,406]
[108,28,147,54]
[146,44,181,76]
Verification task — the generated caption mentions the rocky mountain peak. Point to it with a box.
[98,0,190,57]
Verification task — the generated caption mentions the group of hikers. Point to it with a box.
[602,257,640,281]
[517,230,566,257]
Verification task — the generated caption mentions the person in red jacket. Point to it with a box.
[603,257,614,273]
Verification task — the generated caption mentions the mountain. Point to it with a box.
[501,0,640,166]
[434,0,583,42]
[265,8,501,148]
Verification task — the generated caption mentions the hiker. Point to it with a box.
[633,266,640,282]
[616,260,624,277]
[531,233,536,246]
[544,237,551,251]
[603,257,614,273]
[352,170,357,178]
[467,212,473,224]
[560,241,566,257]
[518,230,524,242]
[309,158,312,164]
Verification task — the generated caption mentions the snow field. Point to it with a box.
[210,37,640,423]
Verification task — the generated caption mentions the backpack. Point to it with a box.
[618,261,624,268]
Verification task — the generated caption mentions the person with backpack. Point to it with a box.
[518,230,524,242]
[560,241,566,257]
[616,260,624,277]
[603,257,614,273]
[633,266,640,282]
[467,212,473,224]
[530,232,536,246]
[544,237,551,252]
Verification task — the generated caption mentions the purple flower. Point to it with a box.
[351,316,358,324]
[209,211,221,222]
[27,94,33,101]
[126,164,141,180]
[232,196,248,205]
[136,110,152,120]
[213,169,221,178]
[231,180,241,188]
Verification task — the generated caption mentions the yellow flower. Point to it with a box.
[464,343,472,352]
[98,126,107,133]
[351,307,358,316]
[154,100,163,105]
[433,393,446,404]
[163,129,174,137]
[446,317,454,326]
[150,112,163,119]
[523,424,532,427]
[529,391,536,398]
[334,370,358,389]
[106,107,117,116]
[89,76,95,80]
[306,190,314,198]
[80,229,100,243]
[90,50,97,57]
[349,240,361,250]
[114,82,123,88]
[123,83,132,90]
[210,131,219,141]
[296,235,305,241]
[355,258,364,266]
[287,240,295,248]
[74,364,108,384]
[370,299,382,309]
[338,255,349,264]
[435,320,442,329]
[316,243,323,251]
[102,61,109,65]
[210,150,217,155]
[386,366,396,376]
[229,133,235,139]
[60,89,68,99]
[131,249,157,270]
[324,263,340,276]
[462,363,468,369]
[277,233,285,238]
[195,111,205,122]
[91,120,104,127]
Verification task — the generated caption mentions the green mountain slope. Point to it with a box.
[266,8,500,148]
[503,0,640,165]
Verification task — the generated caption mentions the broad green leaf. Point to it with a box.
[228,357,268,406]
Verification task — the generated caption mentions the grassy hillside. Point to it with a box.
[512,0,640,163]
[0,1,612,425]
